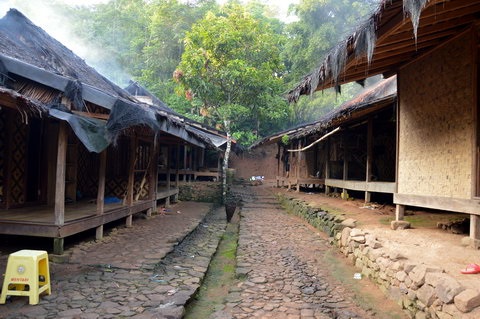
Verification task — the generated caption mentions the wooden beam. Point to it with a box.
[54,122,67,226]
[148,139,158,216]
[325,179,396,194]
[126,136,136,228]
[95,149,107,240]
[365,118,373,203]
[394,193,480,215]
[71,111,109,120]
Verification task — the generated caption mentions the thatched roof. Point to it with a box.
[253,76,396,148]
[0,9,133,104]
[290,76,396,140]
[125,81,173,113]
[125,81,229,149]
[287,0,480,102]
[0,9,218,151]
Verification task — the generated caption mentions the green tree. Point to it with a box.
[175,3,289,146]
[139,0,218,105]
[175,3,289,196]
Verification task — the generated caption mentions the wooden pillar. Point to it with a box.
[190,146,194,181]
[53,122,67,255]
[126,136,136,228]
[176,145,180,187]
[470,215,480,247]
[342,134,349,199]
[183,145,187,182]
[325,139,331,195]
[166,145,171,207]
[147,140,158,217]
[96,150,107,240]
[296,140,301,192]
[365,119,373,203]
[276,144,281,187]
[395,204,405,221]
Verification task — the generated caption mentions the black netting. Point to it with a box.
[106,99,160,141]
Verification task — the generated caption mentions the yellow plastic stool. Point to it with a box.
[0,249,51,305]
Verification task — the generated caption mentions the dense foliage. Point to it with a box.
[8,0,379,146]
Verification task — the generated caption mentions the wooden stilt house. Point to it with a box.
[125,81,228,185]
[251,76,397,200]
[287,0,480,244]
[0,9,213,254]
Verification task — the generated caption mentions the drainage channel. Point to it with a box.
[142,205,227,318]
[184,211,240,318]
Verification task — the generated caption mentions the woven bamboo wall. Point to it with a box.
[398,32,475,198]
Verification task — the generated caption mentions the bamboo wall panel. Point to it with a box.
[77,143,99,198]
[0,110,5,204]
[9,114,27,206]
[398,32,474,198]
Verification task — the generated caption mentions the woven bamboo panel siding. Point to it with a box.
[398,32,474,198]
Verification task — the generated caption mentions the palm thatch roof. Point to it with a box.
[0,9,133,105]
[0,9,217,151]
[287,0,480,102]
[125,81,229,149]
[253,76,396,148]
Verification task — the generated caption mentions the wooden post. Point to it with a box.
[296,140,301,192]
[147,140,158,217]
[325,139,330,195]
[342,134,349,199]
[96,150,107,240]
[365,119,373,203]
[126,136,136,228]
[183,145,187,182]
[395,204,405,221]
[176,145,180,187]
[276,144,281,187]
[54,122,67,226]
[470,215,480,248]
[53,122,67,255]
[166,145,172,207]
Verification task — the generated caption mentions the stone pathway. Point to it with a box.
[0,201,226,319]
[215,187,374,319]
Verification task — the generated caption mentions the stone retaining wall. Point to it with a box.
[178,182,222,203]
[278,194,480,319]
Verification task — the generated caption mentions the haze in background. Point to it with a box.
[0,0,298,86]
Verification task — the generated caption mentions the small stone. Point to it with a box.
[416,284,436,307]
[341,218,357,228]
[250,277,267,284]
[391,221,411,230]
[302,287,315,295]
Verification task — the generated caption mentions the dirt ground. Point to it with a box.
[254,179,480,292]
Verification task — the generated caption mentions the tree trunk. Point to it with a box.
[222,129,231,203]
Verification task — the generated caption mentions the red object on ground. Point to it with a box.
[461,264,480,274]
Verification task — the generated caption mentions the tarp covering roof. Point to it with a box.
[49,107,109,153]
[126,82,229,149]
[252,76,397,148]
[287,0,480,102]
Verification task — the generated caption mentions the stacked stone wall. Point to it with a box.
[178,182,222,203]
[278,194,480,318]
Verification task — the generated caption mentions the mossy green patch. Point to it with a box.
[184,214,239,319]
